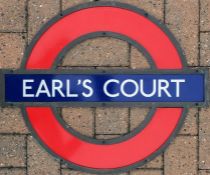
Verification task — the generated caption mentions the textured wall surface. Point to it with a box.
[0,0,210,175]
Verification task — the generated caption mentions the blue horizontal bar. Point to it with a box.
[4,74,205,103]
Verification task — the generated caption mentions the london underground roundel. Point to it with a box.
[0,2,208,174]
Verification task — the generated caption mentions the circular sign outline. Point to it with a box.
[20,2,188,174]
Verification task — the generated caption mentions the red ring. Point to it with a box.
[24,6,184,169]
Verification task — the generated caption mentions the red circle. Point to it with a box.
[24,6,184,169]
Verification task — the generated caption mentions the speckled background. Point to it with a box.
[0,0,210,175]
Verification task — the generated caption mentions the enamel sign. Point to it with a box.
[0,2,208,174]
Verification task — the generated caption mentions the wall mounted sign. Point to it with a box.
[0,2,208,174]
